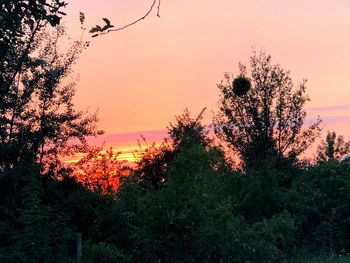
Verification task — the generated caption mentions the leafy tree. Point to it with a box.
[0,161,77,262]
[1,0,66,170]
[0,3,102,259]
[115,112,298,262]
[316,131,350,162]
[214,51,322,169]
[294,162,350,252]
[0,0,67,94]
[0,24,102,173]
[73,147,131,194]
[130,144,233,262]
[132,108,211,189]
[168,108,211,150]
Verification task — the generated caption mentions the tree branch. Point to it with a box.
[107,0,160,33]
[157,0,161,17]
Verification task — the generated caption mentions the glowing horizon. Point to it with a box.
[65,101,350,163]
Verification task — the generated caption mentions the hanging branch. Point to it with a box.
[89,0,161,37]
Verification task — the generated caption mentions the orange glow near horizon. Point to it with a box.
[64,140,164,165]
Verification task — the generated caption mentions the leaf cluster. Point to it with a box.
[89,18,114,37]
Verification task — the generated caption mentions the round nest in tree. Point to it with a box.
[232,76,251,96]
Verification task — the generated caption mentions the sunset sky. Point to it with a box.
[62,0,350,159]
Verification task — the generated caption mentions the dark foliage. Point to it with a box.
[214,51,322,169]
[232,76,251,96]
[2,109,350,262]
[1,2,349,261]
[317,131,350,162]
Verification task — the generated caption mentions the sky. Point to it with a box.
[61,0,350,160]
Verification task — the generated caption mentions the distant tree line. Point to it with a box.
[1,1,350,262]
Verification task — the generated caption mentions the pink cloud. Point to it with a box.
[308,104,350,112]
[86,129,168,147]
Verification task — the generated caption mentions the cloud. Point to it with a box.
[308,104,350,112]
[86,129,168,147]
[306,104,350,130]
[321,115,350,124]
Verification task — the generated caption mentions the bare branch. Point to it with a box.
[107,0,160,33]
[157,0,161,17]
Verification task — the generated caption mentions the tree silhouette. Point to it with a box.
[0,26,102,173]
[73,147,131,194]
[132,109,210,189]
[316,131,350,162]
[0,0,67,95]
[214,51,322,169]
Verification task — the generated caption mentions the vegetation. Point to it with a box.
[1,1,350,262]
[214,52,322,169]
[316,131,350,162]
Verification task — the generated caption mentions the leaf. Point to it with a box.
[48,68,62,78]
[47,15,61,27]
[102,18,111,26]
[102,25,114,31]
[79,12,85,25]
[89,25,102,33]
[33,59,48,66]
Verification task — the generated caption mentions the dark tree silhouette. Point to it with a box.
[132,109,210,189]
[0,0,67,94]
[316,131,350,162]
[214,51,322,168]
[0,4,102,174]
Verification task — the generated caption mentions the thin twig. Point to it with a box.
[157,0,161,17]
[107,0,160,33]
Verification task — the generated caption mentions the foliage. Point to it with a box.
[2,111,350,262]
[0,24,101,174]
[87,0,162,37]
[109,112,300,262]
[317,131,350,162]
[294,162,350,253]
[72,147,131,194]
[1,2,350,261]
[132,140,173,189]
[0,162,76,262]
[131,145,232,262]
[132,109,210,189]
[0,0,103,175]
[214,51,322,168]
[89,18,114,37]
[82,242,130,263]
[168,108,210,150]
[0,0,67,81]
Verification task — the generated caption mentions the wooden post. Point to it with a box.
[76,232,82,263]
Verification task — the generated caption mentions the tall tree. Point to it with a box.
[132,109,211,189]
[1,0,66,170]
[214,51,322,168]
[0,4,102,174]
[1,0,161,173]
[0,0,67,93]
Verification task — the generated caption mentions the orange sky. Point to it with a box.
[61,0,350,158]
